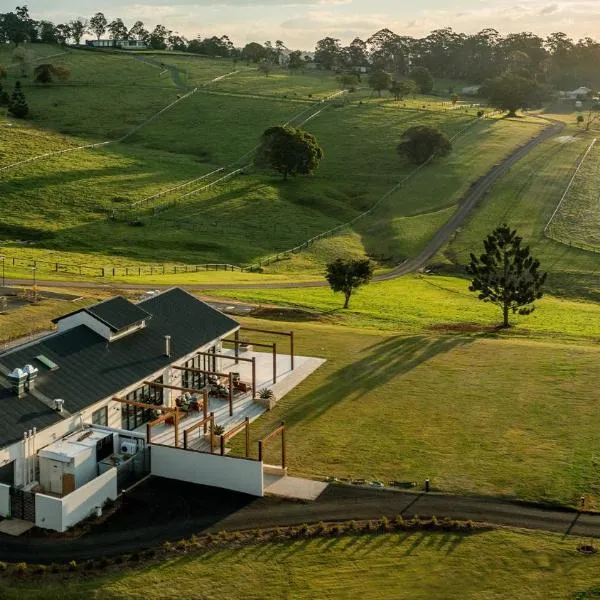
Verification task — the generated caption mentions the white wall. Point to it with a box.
[35,493,63,531]
[0,483,10,517]
[35,468,117,532]
[151,444,264,496]
[56,311,111,340]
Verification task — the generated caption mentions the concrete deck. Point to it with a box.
[0,518,35,536]
[264,475,329,501]
[144,350,325,451]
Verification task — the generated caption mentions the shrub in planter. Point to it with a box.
[378,516,390,531]
[393,514,404,529]
[315,521,328,535]
[347,520,358,532]
[364,520,378,533]
[255,387,276,410]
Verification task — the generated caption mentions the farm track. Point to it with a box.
[1,478,600,562]
[6,117,565,291]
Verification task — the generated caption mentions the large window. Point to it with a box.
[121,376,164,430]
[181,348,217,390]
[92,406,108,427]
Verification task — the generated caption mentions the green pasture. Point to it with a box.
[229,309,600,507]
[440,125,600,298]
[547,137,600,251]
[3,526,600,599]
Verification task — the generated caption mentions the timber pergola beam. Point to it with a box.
[169,366,235,417]
[196,351,257,397]
[258,422,286,469]
[223,338,277,385]
[239,327,295,371]
[112,395,181,448]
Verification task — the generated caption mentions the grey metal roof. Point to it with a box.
[53,296,152,333]
[0,385,62,447]
[0,288,239,448]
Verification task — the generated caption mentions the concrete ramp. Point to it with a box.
[264,475,328,501]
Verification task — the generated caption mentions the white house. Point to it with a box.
[85,39,147,50]
[560,86,593,100]
[0,288,240,531]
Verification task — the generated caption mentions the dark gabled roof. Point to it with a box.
[0,384,62,447]
[0,288,239,448]
[52,296,152,333]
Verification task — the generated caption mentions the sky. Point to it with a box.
[32,0,600,50]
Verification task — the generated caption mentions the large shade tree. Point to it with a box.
[325,258,374,308]
[397,125,452,164]
[255,126,323,180]
[466,225,547,327]
[480,72,539,117]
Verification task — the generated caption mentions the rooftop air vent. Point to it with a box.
[8,367,27,398]
[53,399,65,413]
[23,364,39,390]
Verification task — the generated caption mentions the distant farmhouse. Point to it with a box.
[86,39,147,50]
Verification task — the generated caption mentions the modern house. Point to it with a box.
[85,39,147,50]
[0,289,239,530]
[0,288,324,533]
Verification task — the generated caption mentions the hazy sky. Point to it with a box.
[33,0,600,49]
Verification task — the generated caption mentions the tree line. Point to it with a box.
[2,6,600,88]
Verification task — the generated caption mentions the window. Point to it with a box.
[121,376,164,430]
[92,406,108,427]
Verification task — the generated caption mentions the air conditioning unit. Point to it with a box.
[120,440,137,455]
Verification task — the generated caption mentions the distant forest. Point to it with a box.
[1,5,599,88]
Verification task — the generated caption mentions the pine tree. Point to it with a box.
[466,225,547,327]
[8,81,29,118]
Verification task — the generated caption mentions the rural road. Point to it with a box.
[0,478,596,563]
[5,118,564,293]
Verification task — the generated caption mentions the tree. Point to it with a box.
[368,70,392,96]
[55,23,71,45]
[69,18,87,45]
[89,12,107,40]
[148,24,170,50]
[397,125,452,164]
[12,47,32,77]
[314,37,341,70]
[577,115,585,127]
[481,72,539,117]
[583,106,600,131]
[409,66,434,93]
[390,78,416,100]
[337,72,359,89]
[0,81,10,106]
[466,225,547,327]
[128,20,148,42]
[258,60,274,77]
[107,18,128,41]
[287,50,304,71]
[34,63,70,84]
[38,20,57,44]
[325,258,374,309]
[242,42,266,63]
[255,126,323,180]
[168,34,187,51]
[8,80,28,118]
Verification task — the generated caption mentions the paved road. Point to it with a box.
[0,480,597,563]
[5,118,564,293]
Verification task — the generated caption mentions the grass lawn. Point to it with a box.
[226,311,600,507]
[547,137,600,251]
[439,123,600,299]
[2,529,600,599]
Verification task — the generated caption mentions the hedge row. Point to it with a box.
[0,515,486,580]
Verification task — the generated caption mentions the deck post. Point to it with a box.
[281,422,286,469]
[174,407,179,448]
[228,372,233,416]
[245,416,250,458]
[258,440,263,462]
[234,330,240,364]
[220,433,225,456]
[252,357,256,398]
[146,423,152,445]
[203,389,209,434]
[290,331,294,370]
[272,342,277,384]
[210,412,215,455]
[183,429,188,449]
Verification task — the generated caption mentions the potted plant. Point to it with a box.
[254,387,276,410]
[206,423,225,448]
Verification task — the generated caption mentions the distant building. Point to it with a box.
[559,86,593,100]
[86,39,147,50]
[461,85,481,96]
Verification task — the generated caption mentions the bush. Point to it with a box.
[0,561,6,571]
[393,514,405,529]
[315,521,328,535]
[378,516,390,531]
[13,562,28,574]
[33,564,47,574]
[397,125,452,165]
[68,560,77,571]
[477,110,485,118]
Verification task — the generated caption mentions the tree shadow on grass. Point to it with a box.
[281,334,475,427]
